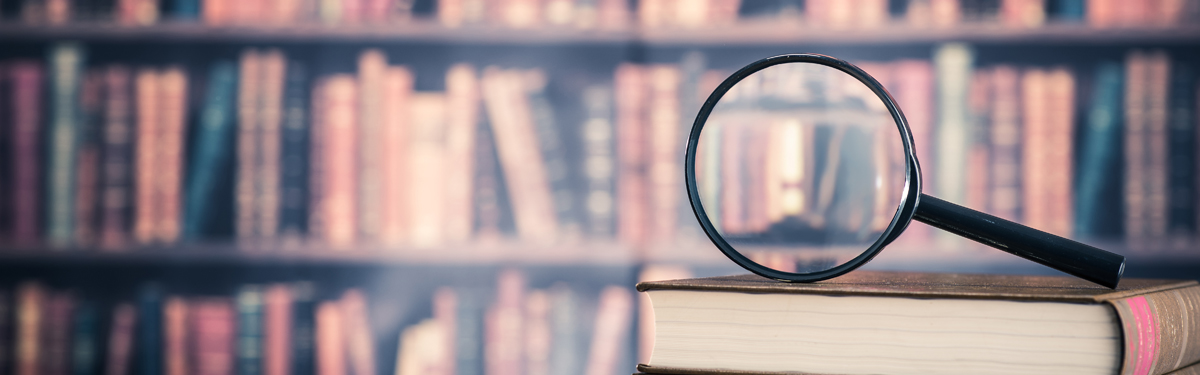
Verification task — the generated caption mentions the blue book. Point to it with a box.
[46,42,85,246]
[183,62,238,239]
[291,282,316,375]
[72,301,99,375]
[1053,0,1085,22]
[1075,63,1124,238]
[1166,64,1195,237]
[136,283,164,375]
[279,61,310,236]
[171,0,199,19]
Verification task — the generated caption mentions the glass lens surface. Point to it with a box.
[694,62,908,274]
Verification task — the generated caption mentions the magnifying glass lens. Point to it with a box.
[694,62,908,275]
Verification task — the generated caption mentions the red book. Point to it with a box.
[988,65,1022,223]
[1045,68,1076,238]
[965,69,991,213]
[258,51,287,240]
[15,282,44,375]
[315,75,359,247]
[9,62,42,245]
[485,269,525,375]
[379,66,413,246]
[133,69,160,244]
[190,298,235,375]
[444,64,479,243]
[647,65,681,244]
[356,50,386,243]
[1021,69,1050,233]
[43,291,74,375]
[316,301,346,375]
[340,290,374,375]
[614,64,649,247]
[164,297,189,375]
[106,303,137,375]
[263,285,292,375]
[236,50,262,242]
[888,60,934,246]
[158,67,188,243]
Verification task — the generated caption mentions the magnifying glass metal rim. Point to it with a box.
[684,53,922,283]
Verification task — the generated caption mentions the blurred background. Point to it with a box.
[1,0,1199,374]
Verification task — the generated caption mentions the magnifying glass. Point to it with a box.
[685,54,1125,288]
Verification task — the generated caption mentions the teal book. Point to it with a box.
[236,285,264,375]
[183,62,238,239]
[72,300,99,375]
[1053,0,1085,21]
[1075,63,1124,238]
[291,282,316,375]
[171,0,199,19]
[527,74,578,233]
[46,42,85,245]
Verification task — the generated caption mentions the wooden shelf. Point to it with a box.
[2,21,1200,46]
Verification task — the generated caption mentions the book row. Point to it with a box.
[0,269,642,375]
[1,43,1199,252]
[4,0,1196,31]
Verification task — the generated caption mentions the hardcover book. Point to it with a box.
[637,271,1200,375]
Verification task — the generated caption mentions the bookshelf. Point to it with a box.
[1,0,1200,374]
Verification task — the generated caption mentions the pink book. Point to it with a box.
[263,285,292,375]
[9,62,42,245]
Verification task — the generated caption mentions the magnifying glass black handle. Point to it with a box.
[913,194,1125,288]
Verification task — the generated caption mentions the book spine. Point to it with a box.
[407,93,448,246]
[171,0,198,19]
[481,68,557,243]
[10,62,43,244]
[99,65,132,249]
[1021,68,1050,232]
[15,282,43,375]
[453,288,485,375]
[191,298,235,375]
[105,303,136,375]
[580,85,615,238]
[135,284,162,375]
[183,61,238,239]
[290,283,316,375]
[44,291,74,375]
[965,68,991,212]
[647,65,681,243]
[318,75,358,247]
[339,290,374,375]
[1076,62,1124,238]
[163,297,188,375]
[989,65,1022,222]
[485,269,525,375]
[378,66,412,245]
[547,285,582,374]
[237,286,264,375]
[133,69,160,244]
[933,43,974,209]
[444,64,478,243]
[257,51,287,240]
[1165,63,1195,243]
[74,70,103,246]
[524,290,550,375]
[614,64,648,247]
[1046,68,1076,237]
[583,286,633,375]
[433,287,457,375]
[157,67,187,243]
[356,50,386,243]
[525,70,577,237]
[315,301,346,375]
[1107,285,1200,375]
[1125,51,1149,242]
[888,60,934,244]
[0,290,11,375]
[237,50,262,241]
[278,61,310,238]
[1146,52,1171,243]
[263,285,292,375]
[471,108,508,240]
[70,300,97,375]
[47,42,84,246]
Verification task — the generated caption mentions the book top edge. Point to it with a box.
[635,271,1198,303]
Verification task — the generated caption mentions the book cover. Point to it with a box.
[183,61,238,239]
[46,42,84,246]
[98,65,133,249]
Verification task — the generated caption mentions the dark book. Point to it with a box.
[44,291,74,375]
[1076,62,1125,238]
[579,84,615,238]
[98,65,133,248]
[525,71,578,236]
[0,63,11,241]
[637,271,1200,375]
[453,288,486,375]
[183,61,237,239]
[0,289,10,375]
[1165,63,1195,241]
[75,69,104,245]
[278,61,310,238]
[9,61,43,245]
[135,284,163,375]
[46,42,85,246]
[290,282,316,375]
[71,300,98,375]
